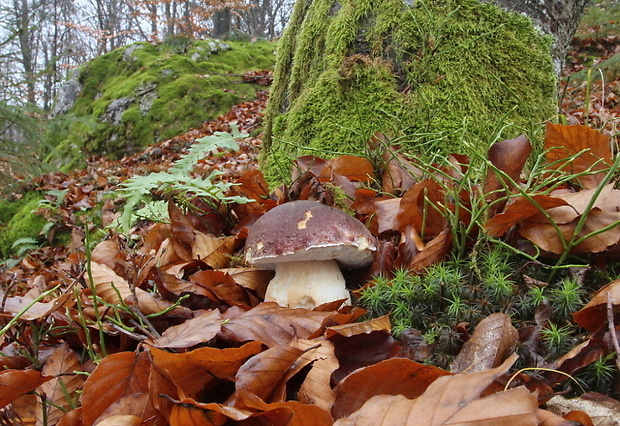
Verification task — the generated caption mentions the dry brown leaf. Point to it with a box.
[0,370,52,409]
[0,291,74,321]
[397,179,448,238]
[325,315,391,339]
[294,339,339,412]
[233,344,304,403]
[95,415,144,426]
[544,123,612,190]
[485,195,569,237]
[409,228,452,271]
[168,397,251,425]
[80,351,154,426]
[220,267,273,299]
[484,135,532,207]
[332,358,451,419]
[149,342,263,399]
[573,279,620,332]
[520,209,620,254]
[152,309,222,348]
[189,270,253,308]
[220,302,335,347]
[90,261,191,317]
[192,232,236,268]
[375,198,401,234]
[450,313,519,374]
[37,343,85,426]
[335,354,530,425]
[321,155,375,183]
[236,391,334,425]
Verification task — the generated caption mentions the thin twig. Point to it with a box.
[606,291,620,370]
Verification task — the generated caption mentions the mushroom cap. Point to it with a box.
[245,200,376,269]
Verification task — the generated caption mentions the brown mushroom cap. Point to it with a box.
[245,200,376,269]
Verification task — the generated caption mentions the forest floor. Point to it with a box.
[0,3,619,425]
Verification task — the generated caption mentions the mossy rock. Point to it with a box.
[263,0,557,185]
[46,38,276,171]
[0,192,47,259]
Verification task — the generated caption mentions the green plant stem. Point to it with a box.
[0,285,61,337]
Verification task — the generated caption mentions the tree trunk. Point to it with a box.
[482,0,590,74]
[262,0,589,185]
[212,8,232,38]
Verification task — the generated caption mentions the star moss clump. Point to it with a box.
[263,0,557,185]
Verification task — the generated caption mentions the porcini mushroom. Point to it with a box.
[245,200,376,309]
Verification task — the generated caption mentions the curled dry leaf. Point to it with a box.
[543,339,606,387]
[450,313,519,374]
[0,370,52,409]
[325,314,391,339]
[233,344,305,404]
[573,279,620,333]
[332,358,451,419]
[152,309,222,348]
[37,343,85,426]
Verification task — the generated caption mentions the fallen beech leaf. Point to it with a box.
[484,135,532,208]
[294,339,338,411]
[573,279,620,332]
[220,302,335,347]
[221,267,273,298]
[332,358,451,419]
[233,344,304,403]
[321,155,374,183]
[168,397,252,425]
[91,262,191,317]
[0,370,52,408]
[0,291,74,321]
[330,330,400,384]
[149,342,263,400]
[485,195,569,237]
[189,270,253,307]
[325,315,391,339]
[397,179,448,238]
[236,390,334,425]
[375,198,401,234]
[520,209,620,255]
[409,228,452,271]
[335,354,528,425]
[37,343,85,426]
[544,123,612,190]
[450,313,519,374]
[80,351,154,426]
[543,339,606,387]
[152,309,222,348]
[192,232,236,268]
[95,415,144,426]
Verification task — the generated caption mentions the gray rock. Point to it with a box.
[101,97,133,125]
[51,68,82,117]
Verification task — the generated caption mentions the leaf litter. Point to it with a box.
[0,68,619,425]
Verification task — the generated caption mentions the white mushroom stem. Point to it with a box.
[264,260,352,309]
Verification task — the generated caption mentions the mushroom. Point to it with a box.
[245,200,376,309]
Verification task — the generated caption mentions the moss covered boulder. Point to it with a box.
[263,0,558,185]
[47,38,276,171]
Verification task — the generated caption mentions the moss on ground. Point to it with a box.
[263,0,557,185]
[46,39,276,171]
[0,192,46,259]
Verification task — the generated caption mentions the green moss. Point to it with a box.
[0,192,47,259]
[263,0,557,185]
[46,39,276,167]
